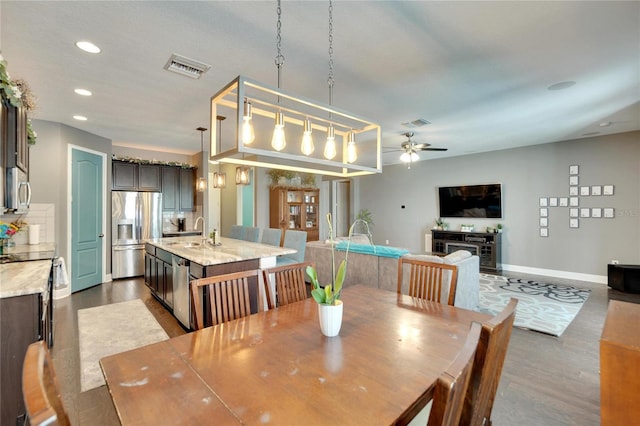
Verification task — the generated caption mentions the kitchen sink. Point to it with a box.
[182,242,201,248]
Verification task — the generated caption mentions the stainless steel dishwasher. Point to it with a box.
[172,256,191,329]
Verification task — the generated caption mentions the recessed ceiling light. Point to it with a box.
[75,41,101,54]
[73,115,88,121]
[74,88,92,96]
[547,81,576,91]
[599,121,612,127]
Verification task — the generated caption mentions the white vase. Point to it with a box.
[318,300,343,337]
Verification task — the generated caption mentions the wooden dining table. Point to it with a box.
[100,285,490,425]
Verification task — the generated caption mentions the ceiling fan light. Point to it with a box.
[400,151,419,163]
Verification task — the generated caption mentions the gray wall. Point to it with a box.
[358,131,640,278]
[30,119,112,271]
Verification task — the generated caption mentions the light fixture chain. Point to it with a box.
[275,0,285,70]
[327,0,334,91]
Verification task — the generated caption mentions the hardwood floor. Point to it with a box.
[50,273,640,425]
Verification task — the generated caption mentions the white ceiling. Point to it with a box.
[1,1,639,165]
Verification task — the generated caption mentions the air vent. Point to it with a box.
[401,118,431,128]
[164,54,211,79]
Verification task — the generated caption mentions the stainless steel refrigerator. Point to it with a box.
[112,191,162,279]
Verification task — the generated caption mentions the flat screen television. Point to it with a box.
[438,183,503,218]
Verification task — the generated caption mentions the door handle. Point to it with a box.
[98,234,104,238]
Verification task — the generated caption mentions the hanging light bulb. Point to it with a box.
[301,118,315,155]
[242,98,255,145]
[271,111,286,151]
[324,124,337,160]
[346,131,357,163]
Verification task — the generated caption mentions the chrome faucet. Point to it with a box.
[194,216,206,240]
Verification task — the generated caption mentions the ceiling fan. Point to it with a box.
[383,132,448,168]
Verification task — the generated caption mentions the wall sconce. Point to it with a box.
[235,167,250,185]
[196,177,207,192]
[213,171,226,189]
[211,116,227,189]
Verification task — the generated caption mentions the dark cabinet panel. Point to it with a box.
[3,99,29,174]
[431,230,502,272]
[161,167,179,211]
[112,162,138,190]
[138,164,162,191]
[179,168,195,211]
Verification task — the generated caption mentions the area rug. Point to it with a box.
[478,274,591,337]
[78,299,169,392]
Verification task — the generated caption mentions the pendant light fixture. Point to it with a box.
[242,98,255,144]
[209,1,382,178]
[271,0,286,152]
[235,166,251,185]
[213,116,227,189]
[196,127,208,192]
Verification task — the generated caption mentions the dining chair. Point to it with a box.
[397,257,458,306]
[243,226,260,242]
[22,341,71,426]
[262,261,314,309]
[229,225,245,240]
[460,298,518,426]
[190,269,261,330]
[409,322,482,426]
[261,228,283,247]
[277,229,307,266]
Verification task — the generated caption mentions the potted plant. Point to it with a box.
[267,169,295,187]
[496,223,503,233]
[355,208,374,234]
[306,212,350,337]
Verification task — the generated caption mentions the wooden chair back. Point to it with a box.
[397,257,458,306]
[190,269,260,330]
[461,298,518,426]
[428,322,482,426]
[22,341,70,426]
[262,261,313,310]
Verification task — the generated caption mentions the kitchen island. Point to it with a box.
[144,236,295,329]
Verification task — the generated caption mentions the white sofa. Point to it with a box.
[305,242,480,310]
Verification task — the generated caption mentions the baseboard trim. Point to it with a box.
[501,264,608,285]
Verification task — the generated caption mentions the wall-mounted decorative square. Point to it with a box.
[592,208,602,218]
[559,197,569,207]
[539,197,548,207]
[569,165,579,175]
[570,197,579,206]
[580,186,590,196]
[591,185,602,196]
[569,176,579,186]
[604,208,615,218]
[540,217,548,227]
[580,208,590,218]
[603,185,614,195]
[540,208,548,217]
[570,218,579,228]
[549,197,558,207]
[569,208,579,217]
[569,186,579,196]
[540,228,549,237]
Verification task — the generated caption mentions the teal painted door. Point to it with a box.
[72,149,104,292]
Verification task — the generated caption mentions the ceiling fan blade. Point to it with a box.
[419,147,448,151]
[412,143,432,149]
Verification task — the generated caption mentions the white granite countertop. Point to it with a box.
[0,260,52,298]
[5,242,56,255]
[147,236,296,266]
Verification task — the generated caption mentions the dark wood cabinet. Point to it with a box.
[144,244,174,309]
[431,230,502,272]
[138,164,162,191]
[3,98,29,174]
[112,161,138,190]
[1,293,41,425]
[112,161,162,191]
[269,187,320,243]
[162,166,195,212]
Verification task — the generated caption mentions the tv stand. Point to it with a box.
[431,230,502,273]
